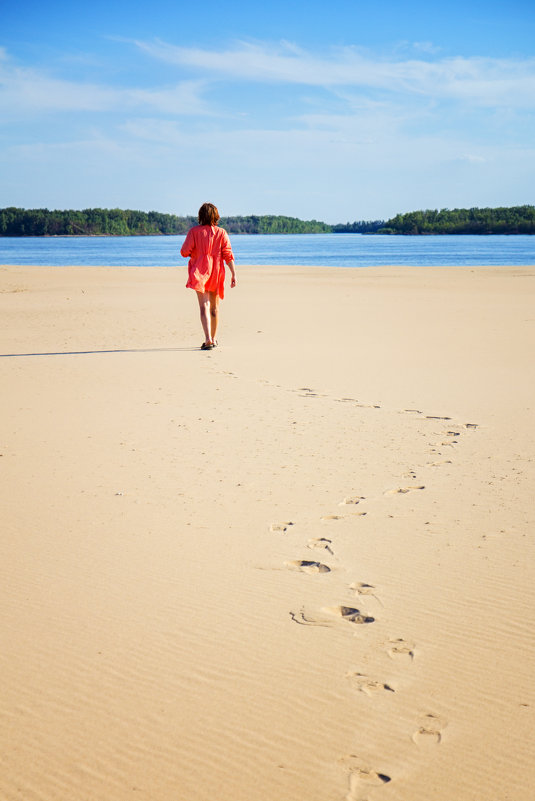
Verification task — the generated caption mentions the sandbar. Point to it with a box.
[1,263,534,800]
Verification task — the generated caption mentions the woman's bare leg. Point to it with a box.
[209,292,220,342]
[196,291,212,345]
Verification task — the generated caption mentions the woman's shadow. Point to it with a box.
[0,347,200,358]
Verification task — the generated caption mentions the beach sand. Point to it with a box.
[1,263,534,801]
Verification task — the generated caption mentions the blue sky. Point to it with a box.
[1,0,534,222]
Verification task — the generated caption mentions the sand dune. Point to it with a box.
[1,263,534,800]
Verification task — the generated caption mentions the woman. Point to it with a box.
[181,202,236,350]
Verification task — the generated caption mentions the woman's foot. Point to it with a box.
[201,341,213,350]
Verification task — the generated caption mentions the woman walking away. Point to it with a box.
[181,202,237,350]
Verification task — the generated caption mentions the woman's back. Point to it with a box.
[180,202,236,349]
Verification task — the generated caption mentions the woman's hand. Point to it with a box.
[231,276,236,288]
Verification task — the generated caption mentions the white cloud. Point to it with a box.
[132,38,535,108]
[117,114,501,173]
[125,81,211,114]
[0,55,210,115]
[458,154,488,163]
[411,41,442,55]
[2,40,534,219]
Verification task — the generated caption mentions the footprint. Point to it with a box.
[465,422,478,429]
[339,496,365,506]
[323,605,375,624]
[403,408,422,414]
[349,582,383,606]
[384,486,425,496]
[339,755,391,801]
[426,459,453,467]
[322,511,366,521]
[307,537,334,555]
[434,430,461,445]
[345,672,395,695]
[350,581,377,596]
[284,560,331,574]
[289,608,331,628]
[290,605,374,627]
[387,638,415,661]
[412,712,446,746]
[426,415,452,420]
[270,521,294,533]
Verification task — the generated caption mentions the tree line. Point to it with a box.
[378,205,535,234]
[0,208,196,237]
[1,205,534,236]
[220,214,330,234]
[0,208,330,236]
[331,220,385,233]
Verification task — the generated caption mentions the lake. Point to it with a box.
[0,233,534,267]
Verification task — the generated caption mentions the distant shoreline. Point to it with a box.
[2,205,534,236]
[1,231,534,238]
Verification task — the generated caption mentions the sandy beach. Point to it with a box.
[1,262,534,801]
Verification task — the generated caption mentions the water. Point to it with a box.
[0,233,534,267]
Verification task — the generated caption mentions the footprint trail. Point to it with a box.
[240,372,482,798]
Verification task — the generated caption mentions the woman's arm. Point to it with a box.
[180,228,195,258]
[227,260,236,288]
[221,230,236,287]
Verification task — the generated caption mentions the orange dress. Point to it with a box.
[181,225,234,299]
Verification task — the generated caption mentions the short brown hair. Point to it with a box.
[198,202,220,226]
